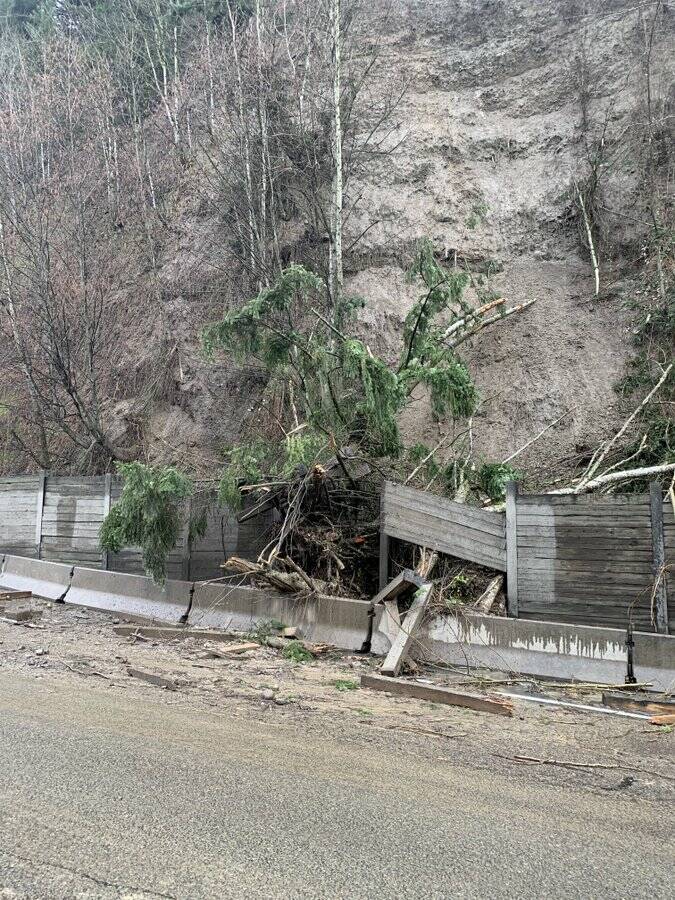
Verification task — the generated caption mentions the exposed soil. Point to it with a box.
[52,0,670,483]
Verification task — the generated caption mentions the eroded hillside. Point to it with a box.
[0,0,671,484]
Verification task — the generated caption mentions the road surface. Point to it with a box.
[0,672,671,899]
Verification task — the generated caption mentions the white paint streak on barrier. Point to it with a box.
[427,617,628,663]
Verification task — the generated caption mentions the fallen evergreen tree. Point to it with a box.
[100,243,533,585]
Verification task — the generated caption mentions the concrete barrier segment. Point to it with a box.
[188,583,376,650]
[0,555,73,601]
[67,567,192,623]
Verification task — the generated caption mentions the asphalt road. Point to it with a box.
[0,673,672,900]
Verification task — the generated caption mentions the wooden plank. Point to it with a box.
[516,495,650,509]
[518,582,651,600]
[506,480,519,617]
[384,482,506,533]
[518,612,653,630]
[518,492,650,506]
[516,514,650,528]
[650,482,669,635]
[520,586,649,615]
[380,582,433,676]
[361,673,513,717]
[602,692,675,717]
[386,521,506,570]
[385,515,506,562]
[384,501,506,539]
[517,559,652,575]
[517,545,652,561]
[371,569,424,606]
[34,471,46,560]
[114,624,254,643]
[384,506,506,550]
[0,591,32,601]
[385,518,505,562]
[518,609,651,624]
[517,502,651,515]
[126,667,177,690]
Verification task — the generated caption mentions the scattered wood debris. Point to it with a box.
[495,754,675,783]
[370,569,425,606]
[380,583,433,677]
[499,691,649,719]
[114,625,247,644]
[474,575,504,615]
[361,673,514,717]
[650,714,675,726]
[126,667,177,690]
[222,556,333,596]
[265,636,333,656]
[378,550,438,677]
[4,606,41,622]
[0,590,32,602]
[602,691,675,717]
[202,641,258,658]
[63,660,112,680]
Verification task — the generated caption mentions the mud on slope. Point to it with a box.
[342,0,670,479]
[110,0,670,481]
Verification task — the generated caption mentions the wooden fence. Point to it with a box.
[1,474,672,633]
[381,480,673,634]
[380,481,507,584]
[0,474,271,581]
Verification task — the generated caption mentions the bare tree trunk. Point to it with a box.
[576,186,600,296]
[330,0,344,322]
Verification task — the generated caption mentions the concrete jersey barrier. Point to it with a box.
[189,583,375,651]
[417,612,675,692]
[67,567,192,623]
[1,552,672,688]
[0,555,72,601]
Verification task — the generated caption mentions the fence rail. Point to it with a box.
[381,480,673,634]
[0,474,270,581]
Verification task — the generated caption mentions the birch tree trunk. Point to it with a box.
[330,0,344,323]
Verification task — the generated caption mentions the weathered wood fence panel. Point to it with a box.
[381,481,507,578]
[40,476,109,568]
[0,475,268,580]
[0,476,43,559]
[515,493,655,631]
[381,480,672,633]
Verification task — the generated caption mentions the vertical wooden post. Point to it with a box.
[650,481,669,635]
[102,473,112,571]
[379,489,390,592]
[505,480,519,618]
[182,497,192,582]
[34,471,46,560]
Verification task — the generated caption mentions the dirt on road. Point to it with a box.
[1,597,673,804]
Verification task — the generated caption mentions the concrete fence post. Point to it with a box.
[102,473,112,571]
[182,497,192,582]
[34,471,47,560]
[650,481,669,635]
[379,488,390,592]
[505,480,519,617]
